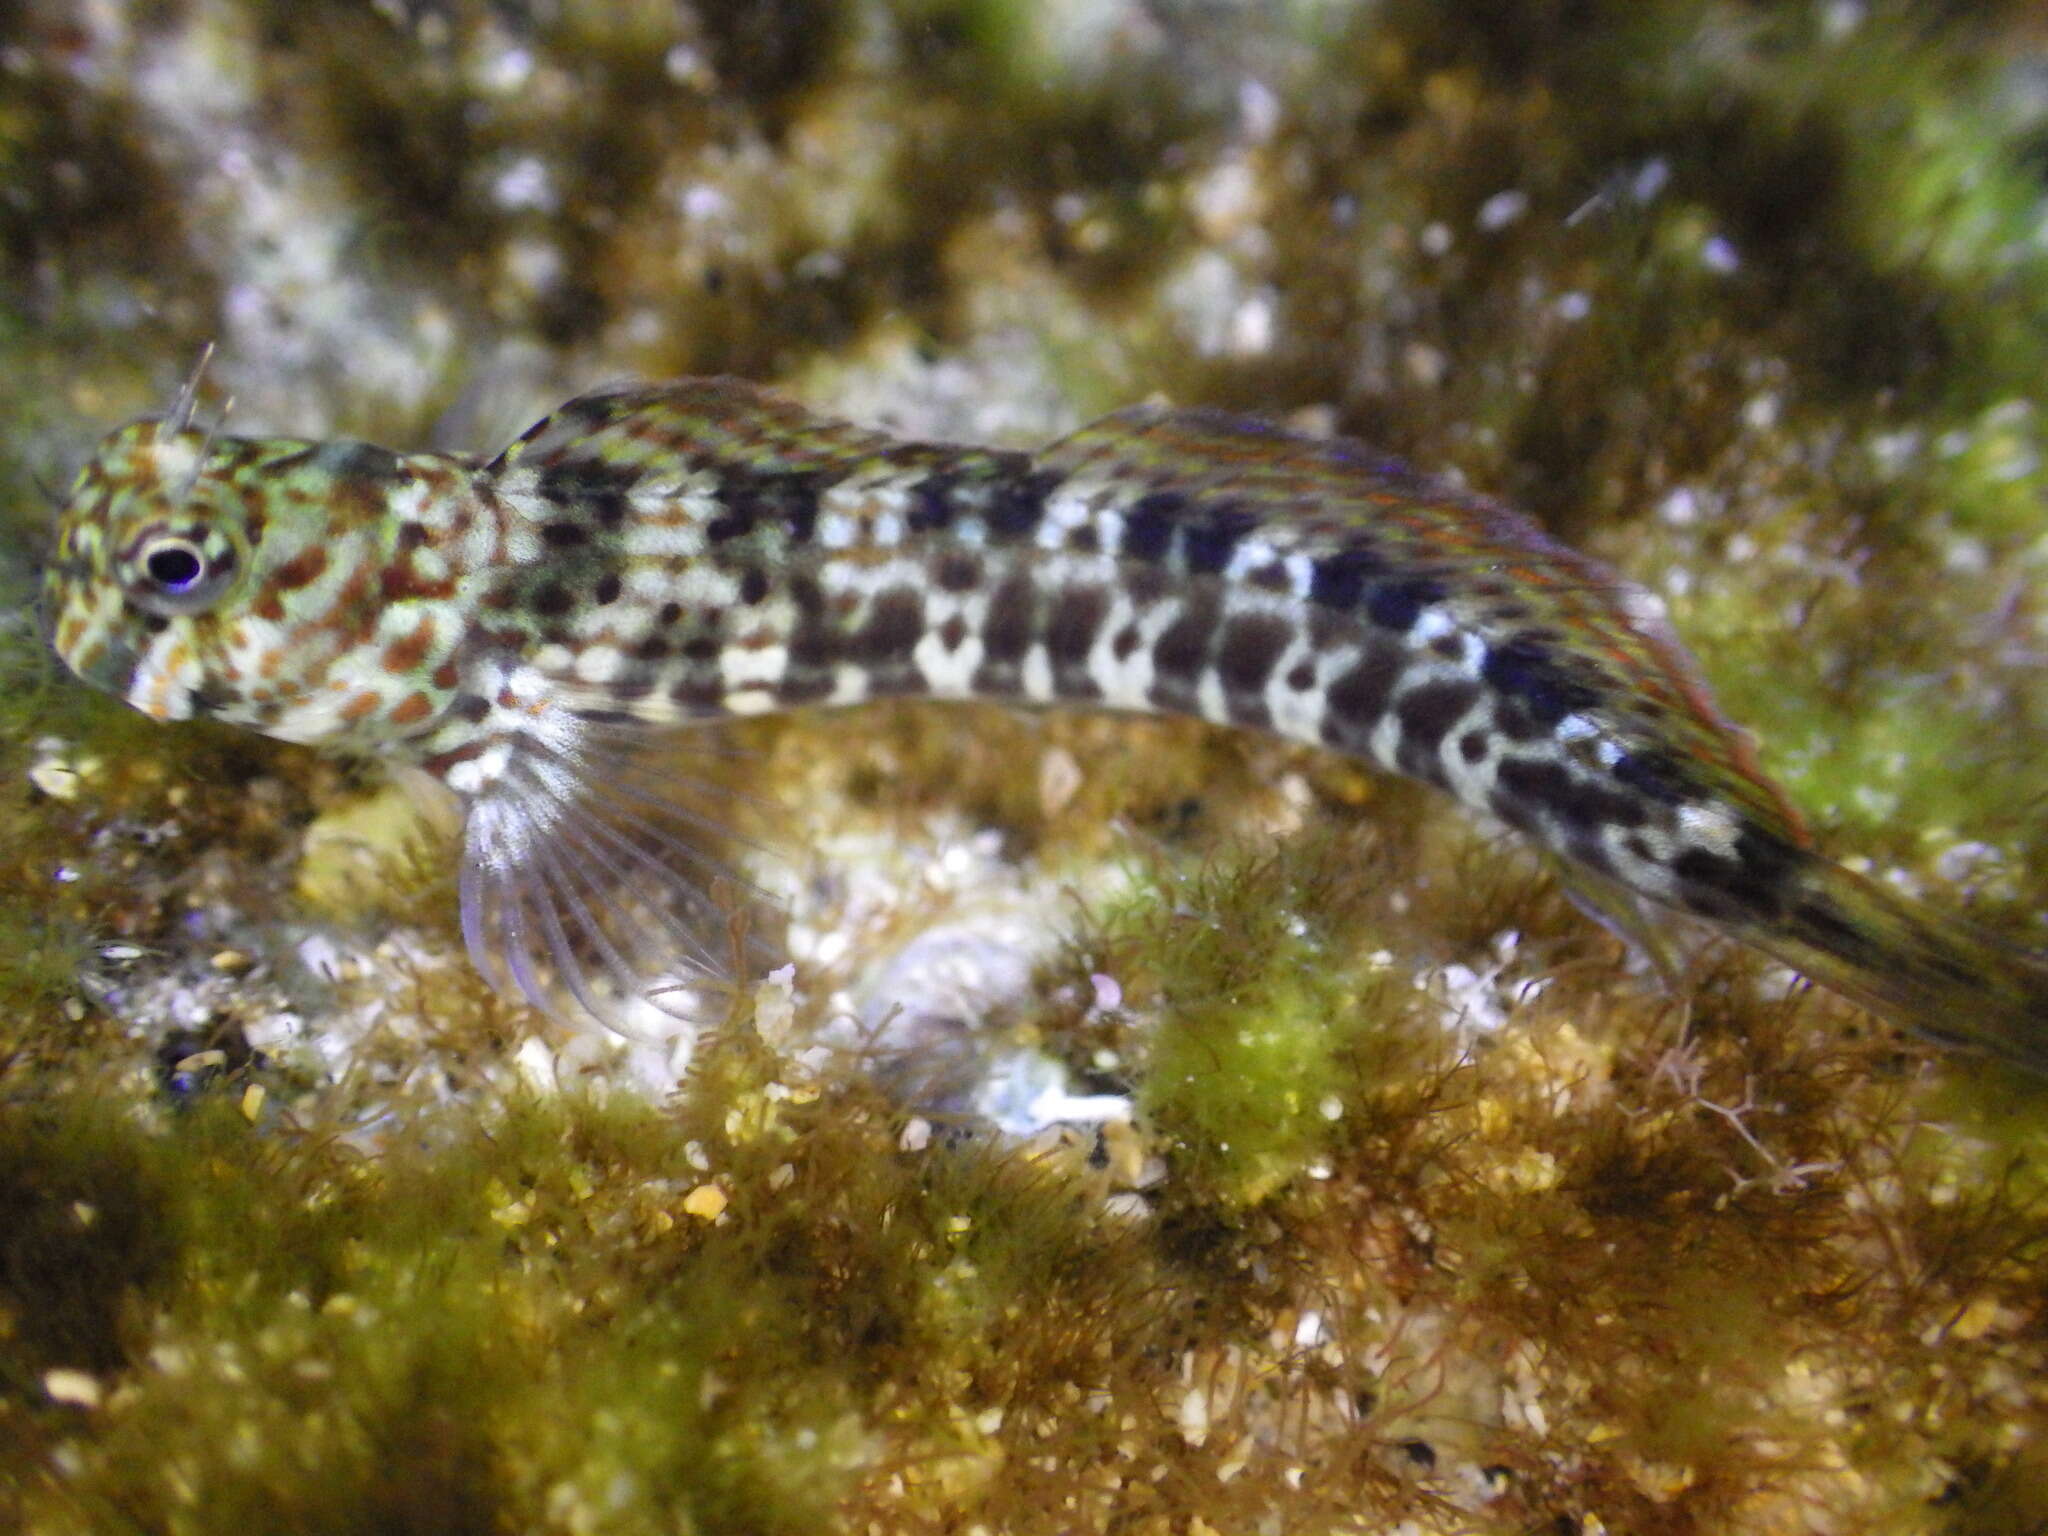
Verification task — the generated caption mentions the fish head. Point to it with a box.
[45,418,379,727]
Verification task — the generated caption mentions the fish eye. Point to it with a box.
[129,531,233,615]
[145,541,205,592]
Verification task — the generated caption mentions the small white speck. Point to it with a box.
[477,44,533,93]
[1701,235,1741,274]
[502,237,563,293]
[1554,290,1591,322]
[491,156,556,213]
[43,1370,101,1410]
[679,181,728,221]
[1418,221,1453,257]
[1476,189,1528,232]
[297,934,346,982]
[1229,291,1275,355]
[665,45,709,86]
[1822,0,1866,39]
[1238,78,1281,143]
[1658,486,1701,526]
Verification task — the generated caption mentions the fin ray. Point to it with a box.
[457,716,774,1037]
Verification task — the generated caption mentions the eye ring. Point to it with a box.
[129,532,233,616]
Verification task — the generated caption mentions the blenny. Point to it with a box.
[43,369,2048,1071]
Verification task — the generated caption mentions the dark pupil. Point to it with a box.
[146,545,204,591]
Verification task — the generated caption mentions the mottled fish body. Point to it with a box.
[45,377,2048,1070]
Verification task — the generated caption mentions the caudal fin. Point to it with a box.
[1752,854,2048,1076]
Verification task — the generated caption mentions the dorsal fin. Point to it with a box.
[485,378,898,480]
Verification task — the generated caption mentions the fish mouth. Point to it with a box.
[47,587,150,714]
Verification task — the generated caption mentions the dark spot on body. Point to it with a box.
[1480,634,1601,727]
[1183,500,1258,575]
[605,672,658,703]
[705,507,754,542]
[718,466,821,546]
[1120,492,1182,563]
[1610,748,1690,806]
[935,551,984,593]
[1397,680,1478,756]
[1496,755,1647,832]
[268,546,328,593]
[738,568,770,604]
[1123,566,1170,606]
[853,588,924,665]
[776,668,832,704]
[541,521,589,548]
[1365,579,1442,633]
[667,672,725,714]
[531,583,574,619]
[986,467,1056,541]
[1151,592,1220,711]
[1247,561,1291,593]
[908,474,957,533]
[982,574,1037,664]
[535,460,638,529]
[1047,585,1110,668]
[1459,729,1490,764]
[659,602,684,626]
[1308,545,1384,611]
[1286,660,1316,691]
[593,572,622,605]
[788,618,837,670]
[1217,612,1291,697]
[787,573,825,618]
[1322,649,1401,746]
[1668,827,1801,922]
[682,635,722,663]
[380,618,436,676]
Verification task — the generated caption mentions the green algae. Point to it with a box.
[5,1,2048,1532]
